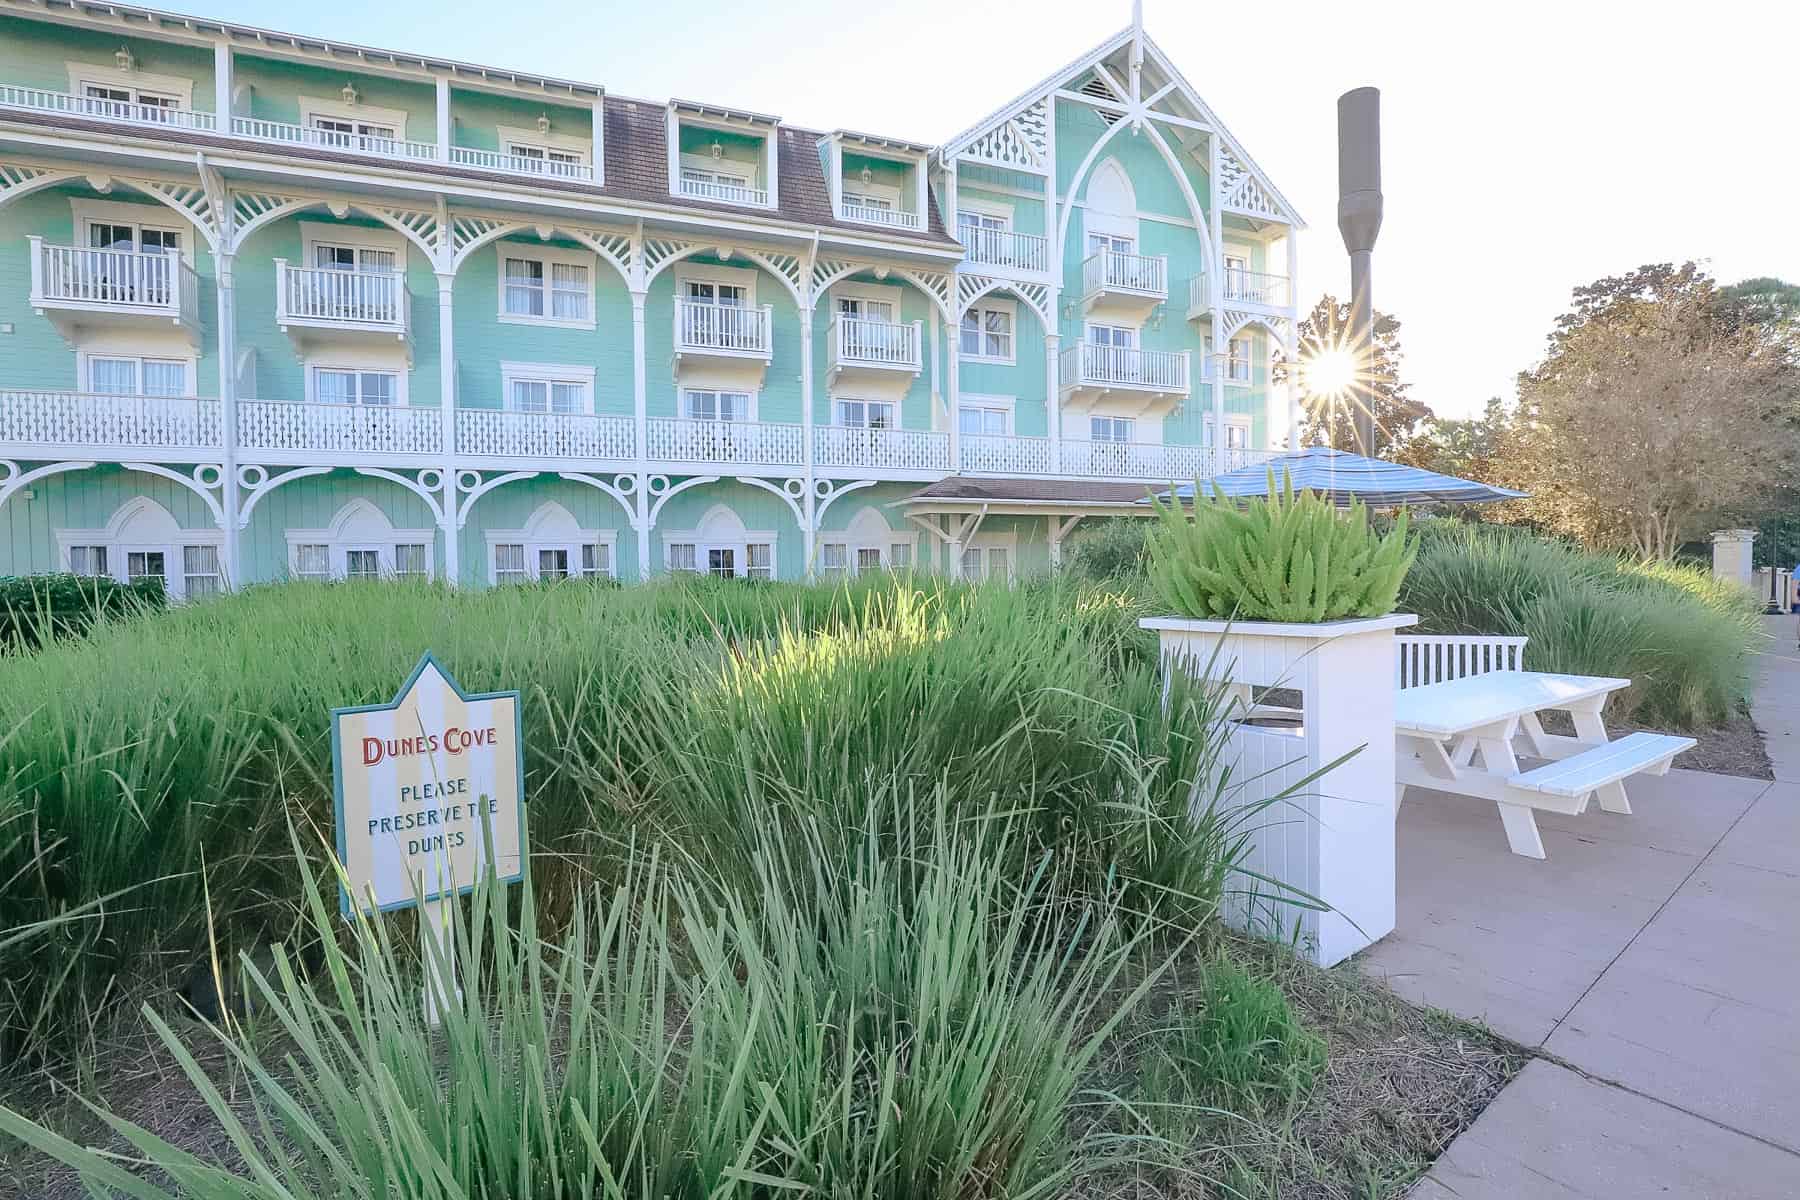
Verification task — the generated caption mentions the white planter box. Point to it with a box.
[1142,612,1418,966]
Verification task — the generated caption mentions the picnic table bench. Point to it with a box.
[1393,670,1694,858]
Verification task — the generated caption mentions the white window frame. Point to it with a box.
[66,61,194,110]
[681,387,757,423]
[958,298,1017,364]
[662,505,778,580]
[500,361,596,415]
[1090,415,1135,443]
[956,196,1014,229]
[1205,334,1254,386]
[675,262,758,309]
[297,95,411,142]
[957,394,1014,437]
[834,397,896,429]
[496,123,591,170]
[284,500,436,582]
[1206,414,1254,450]
[819,508,910,578]
[484,502,618,584]
[70,198,195,268]
[306,362,408,406]
[78,351,195,396]
[56,497,223,602]
[832,280,903,324]
[960,531,1018,584]
[298,220,406,273]
[496,243,597,330]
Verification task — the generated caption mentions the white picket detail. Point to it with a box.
[1082,250,1167,296]
[32,243,197,326]
[0,390,220,450]
[814,425,949,471]
[1058,439,1207,481]
[646,418,804,466]
[457,409,634,460]
[238,400,442,455]
[958,433,1054,475]
[278,264,408,328]
[0,85,216,130]
[229,117,437,162]
[1061,342,1188,392]
[677,177,769,207]
[1394,635,1529,689]
[840,201,922,230]
[448,147,595,181]
[830,316,921,370]
[961,227,1049,273]
[674,301,772,356]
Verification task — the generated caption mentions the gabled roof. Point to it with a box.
[937,24,1305,230]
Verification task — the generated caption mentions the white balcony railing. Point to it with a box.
[0,390,220,451]
[458,409,634,460]
[0,84,218,131]
[237,400,442,456]
[829,316,922,371]
[29,241,199,327]
[958,433,1054,476]
[840,201,923,230]
[1060,343,1190,393]
[448,147,596,182]
[277,263,409,330]
[1057,440,1210,481]
[1082,250,1168,298]
[646,417,804,467]
[677,177,770,207]
[814,425,949,472]
[230,116,438,163]
[960,227,1050,274]
[674,301,773,358]
[1191,271,1293,311]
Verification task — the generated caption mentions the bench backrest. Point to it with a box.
[1395,634,1528,689]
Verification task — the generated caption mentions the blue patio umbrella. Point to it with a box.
[1148,446,1526,507]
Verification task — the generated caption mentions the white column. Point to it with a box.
[212,43,232,128]
[800,307,817,577]
[1287,232,1302,449]
[1044,331,1061,473]
[590,97,605,183]
[1711,530,1757,588]
[1210,349,1226,474]
[631,290,651,578]
[435,78,452,162]
[214,252,241,587]
[436,272,459,585]
[946,328,961,474]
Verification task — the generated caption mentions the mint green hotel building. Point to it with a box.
[0,3,1301,595]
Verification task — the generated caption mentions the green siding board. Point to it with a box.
[676,125,762,174]
[235,55,434,137]
[0,16,216,108]
[957,300,1047,437]
[450,90,592,155]
[239,470,439,583]
[0,465,219,577]
[811,275,934,430]
[454,474,636,586]
[651,479,803,580]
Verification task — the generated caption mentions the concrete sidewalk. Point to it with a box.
[1369,616,1800,1198]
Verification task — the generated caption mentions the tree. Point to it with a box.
[1277,296,1431,458]
[1395,397,1516,482]
[1502,263,1797,559]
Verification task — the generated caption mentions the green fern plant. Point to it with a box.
[1147,470,1416,622]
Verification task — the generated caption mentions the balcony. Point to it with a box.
[645,417,804,468]
[237,400,442,461]
[673,301,774,368]
[448,146,596,183]
[28,240,200,344]
[826,316,922,389]
[839,200,922,231]
[676,176,770,208]
[814,425,949,476]
[229,116,438,164]
[1059,342,1190,410]
[1188,270,1292,318]
[1057,439,1208,482]
[960,227,1050,276]
[276,263,410,357]
[0,84,218,132]
[1081,250,1168,319]
[958,432,1054,476]
[0,389,219,461]
[458,409,634,463]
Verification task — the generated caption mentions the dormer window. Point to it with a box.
[824,132,930,232]
[668,101,779,209]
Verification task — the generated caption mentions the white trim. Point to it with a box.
[661,503,778,579]
[499,360,597,415]
[679,386,759,423]
[957,392,1015,436]
[1205,412,1254,450]
[830,280,903,315]
[484,500,617,583]
[298,219,407,264]
[66,61,194,108]
[56,496,223,602]
[69,196,197,267]
[496,122,591,164]
[957,296,1017,365]
[305,358,410,406]
[960,529,1019,583]
[495,241,597,330]
[298,94,411,139]
[284,498,435,581]
[674,261,758,303]
[955,195,1015,224]
[819,504,912,577]
[76,349,197,395]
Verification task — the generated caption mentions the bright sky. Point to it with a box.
[185,0,1798,419]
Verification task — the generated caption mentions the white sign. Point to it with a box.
[331,653,524,918]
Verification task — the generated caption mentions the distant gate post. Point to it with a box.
[1710,529,1757,589]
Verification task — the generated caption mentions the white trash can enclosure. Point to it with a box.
[1143,613,1416,967]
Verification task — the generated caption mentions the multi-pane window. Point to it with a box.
[314,244,395,272]
[961,546,1011,582]
[958,405,1010,437]
[492,540,611,583]
[82,82,181,118]
[820,543,848,580]
[507,143,584,175]
[890,543,912,569]
[681,166,752,199]
[311,116,397,150]
[957,210,1010,261]
[707,547,736,578]
[836,399,894,429]
[394,544,430,579]
[314,368,397,406]
[959,305,1013,360]
[126,550,166,586]
[538,548,571,581]
[509,378,586,414]
[293,543,331,581]
[667,543,699,573]
[502,255,590,322]
[1204,335,1253,383]
[581,544,611,579]
[1091,416,1134,443]
[88,356,187,396]
[493,543,529,586]
[344,550,381,581]
[746,544,773,581]
[668,541,772,579]
[181,545,222,597]
[684,390,750,422]
[1087,232,1135,257]
[685,280,746,307]
[88,221,179,254]
[67,545,109,577]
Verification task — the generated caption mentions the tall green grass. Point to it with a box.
[1399,523,1762,728]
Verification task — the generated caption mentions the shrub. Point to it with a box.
[1066,517,1151,581]
[1147,474,1416,622]
[0,573,165,652]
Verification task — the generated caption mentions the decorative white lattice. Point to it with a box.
[228,191,315,250]
[1220,310,1290,341]
[961,100,1049,170]
[956,274,1053,328]
[570,228,635,280]
[0,163,71,210]
[897,269,953,318]
[642,236,700,278]
[1216,144,1249,194]
[1224,174,1283,220]
[132,178,218,243]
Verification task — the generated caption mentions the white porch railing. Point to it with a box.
[646,417,804,466]
[0,390,220,450]
[448,146,596,181]
[1060,342,1189,392]
[30,242,198,326]
[678,177,770,207]
[277,263,409,330]
[1058,440,1209,481]
[840,201,923,230]
[814,425,949,472]
[457,408,634,460]
[829,316,922,370]
[238,400,442,455]
[1395,635,1529,689]
[674,301,773,357]
[1082,250,1168,297]
[229,116,437,163]
[960,227,1050,274]
[0,85,218,130]
[1192,270,1293,310]
[958,433,1054,476]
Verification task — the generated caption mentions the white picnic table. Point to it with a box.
[1394,671,1694,859]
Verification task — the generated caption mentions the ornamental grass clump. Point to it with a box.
[1147,472,1416,623]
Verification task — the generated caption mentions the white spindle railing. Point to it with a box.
[958,433,1055,476]
[674,301,773,356]
[840,201,922,230]
[1221,269,1291,307]
[0,84,217,130]
[829,316,922,370]
[30,242,198,327]
[1395,635,1529,689]
[960,227,1050,274]
[813,425,949,471]
[237,400,442,455]
[1082,250,1167,297]
[457,408,634,460]
[229,116,437,162]
[678,177,770,207]
[277,263,409,329]
[1060,343,1189,392]
[447,146,596,181]
[0,390,220,451]
[646,418,804,467]
[1057,440,1209,481]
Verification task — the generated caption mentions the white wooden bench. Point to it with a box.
[1508,730,1694,814]
[1396,634,1528,688]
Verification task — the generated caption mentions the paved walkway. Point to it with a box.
[1369,616,1800,1199]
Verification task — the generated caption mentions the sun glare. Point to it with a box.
[1303,347,1358,398]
